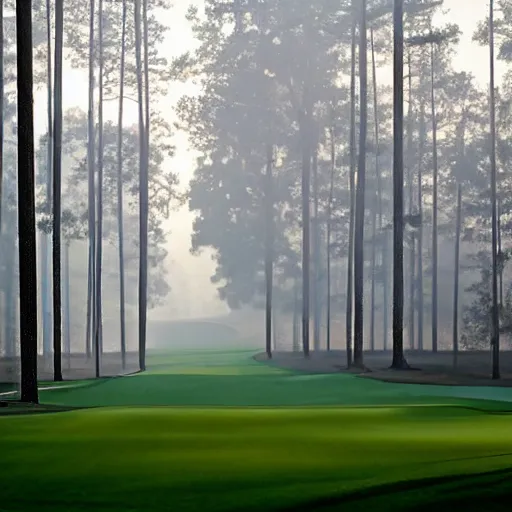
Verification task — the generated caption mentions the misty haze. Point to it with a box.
[2,1,512,511]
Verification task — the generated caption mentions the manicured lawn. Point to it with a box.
[1,348,512,511]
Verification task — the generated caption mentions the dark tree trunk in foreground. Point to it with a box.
[265,144,273,359]
[430,41,439,353]
[86,0,96,362]
[391,0,409,369]
[353,0,367,367]
[95,0,105,375]
[134,0,148,370]
[346,6,357,367]
[52,0,64,382]
[452,184,462,368]
[489,0,500,380]
[17,0,39,403]
[117,0,128,370]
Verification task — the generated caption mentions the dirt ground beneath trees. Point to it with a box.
[0,351,139,386]
[254,350,512,387]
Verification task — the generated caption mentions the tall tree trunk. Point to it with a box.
[407,50,415,350]
[265,143,273,359]
[4,231,16,358]
[370,26,381,352]
[452,184,462,368]
[95,0,105,374]
[391,0,408,369]
[312,144,321,351]
[353,0,367,367]
[326,115,336,352]
[86,0,96,362]
[134,0,148,370]
[64,241,71,368]
[16,0,39,403]
[430,41,439,353]
[117,0,128,370]
[42,0,53,358]
[489,0,500,380]
[346,2,356,367]
[417,82,426,351]
[52,0,64,382]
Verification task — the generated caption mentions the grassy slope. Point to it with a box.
[1,348,512,511]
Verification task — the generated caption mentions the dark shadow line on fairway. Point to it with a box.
[422,451,512,467]
[277,467,512,511]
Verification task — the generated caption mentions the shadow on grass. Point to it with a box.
[280,467,512,511]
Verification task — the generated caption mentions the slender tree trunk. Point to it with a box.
[86,0,96,362]
[42,0,53,358]
[489,0,500,379]
[265,143,273,359]
[430,42,439,353]
[326,118,336,352]
[370,26,381,352]
[346,3,357,367]
[312,145,321,351]
[407,50,415,351]
[95,0,105,374]
[353,0,367,367]
[117,0,128,370]
[64,241,71,369]
[17,0,39,403]
[391,0,409,369]
[134,0,148,370]
[417,85,426,351]
[452,184,462,368]
[52,0,64,382]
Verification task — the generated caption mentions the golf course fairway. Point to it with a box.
[1,348,512,511]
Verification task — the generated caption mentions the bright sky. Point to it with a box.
[39,0,504,320]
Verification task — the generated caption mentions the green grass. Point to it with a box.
[1,347,512,511]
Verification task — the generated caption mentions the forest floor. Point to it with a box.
[0,351,139,387]
[254,350,512,387]
[2,348,512,511]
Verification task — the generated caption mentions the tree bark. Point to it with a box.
[452,184,462,368]
[391,0,409,369]
[135,0,148,371]
[489,0,500,379]
[117,0,128,370]
[17,0,39,403]
[265,143,273,359]
[95,0,105,375]
[312,144,321,351]
[346,5,356,367]
[52,0,64,382]
[353,0,367,367]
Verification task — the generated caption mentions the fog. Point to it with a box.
[0,0,510,364]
